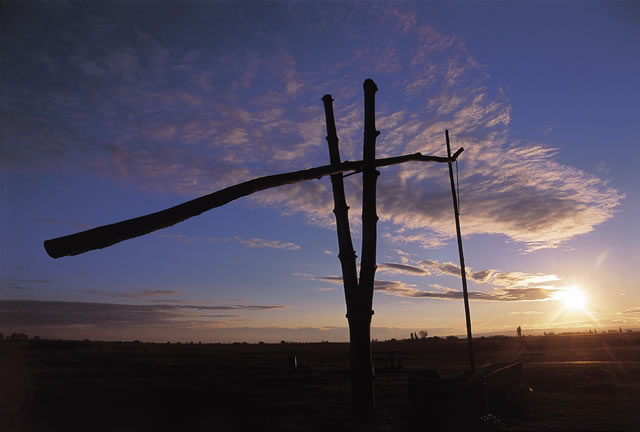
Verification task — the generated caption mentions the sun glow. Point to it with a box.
[555,286,587,311]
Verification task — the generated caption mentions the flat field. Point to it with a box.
[2,333,640,431]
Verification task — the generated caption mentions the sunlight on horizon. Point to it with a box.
[555,285,587,312]
[548,285,603,331]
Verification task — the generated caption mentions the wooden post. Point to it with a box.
[349,78,380,418]
[360,79,380,312]
[446,129,475,373]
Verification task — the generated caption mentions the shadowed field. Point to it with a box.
[2,333,639,431]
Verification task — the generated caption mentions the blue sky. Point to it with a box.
[2,1,639,342]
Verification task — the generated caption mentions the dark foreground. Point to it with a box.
[2,334,640,431]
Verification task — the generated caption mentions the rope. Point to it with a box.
[455,159,460,215]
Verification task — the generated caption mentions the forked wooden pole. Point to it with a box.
[446,129,475,373]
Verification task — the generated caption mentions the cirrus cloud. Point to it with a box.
[5,3,622,253]
[311,256,563,303]
[0,300,288,329]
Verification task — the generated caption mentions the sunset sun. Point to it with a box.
[556,286,587,311]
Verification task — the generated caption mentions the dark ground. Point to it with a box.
[2,333,640,431]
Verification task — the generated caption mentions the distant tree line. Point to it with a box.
[0,332,39,341]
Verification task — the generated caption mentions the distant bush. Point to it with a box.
[10,332,28,341]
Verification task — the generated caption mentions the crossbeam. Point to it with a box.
[44,149,463,259]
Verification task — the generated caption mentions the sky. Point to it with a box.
[1,1,639,343]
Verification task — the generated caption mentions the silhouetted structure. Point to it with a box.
[43,79,465,419]
[446,130,475,372]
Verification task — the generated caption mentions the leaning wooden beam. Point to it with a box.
[322,94,359,314]
[43,148,464,259]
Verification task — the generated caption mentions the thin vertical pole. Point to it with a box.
[445,129,475,373]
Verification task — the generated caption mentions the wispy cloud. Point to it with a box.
[153,233,300,250]
[490,271,560,288]
[311,274,557,302]
[377,263,429,275]
[6,3,621,253]
[312,276,344,285]
[87,289,183,299]
[383,230,448,249]
[421,259,462,278]
[0,300,288,329]
[3,279,54,291]
[312,257,561,302]
[375,280,557,302]
[233,236,301,251]
[420,259,558,287]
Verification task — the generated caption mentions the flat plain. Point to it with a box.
[2,333,640,431]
